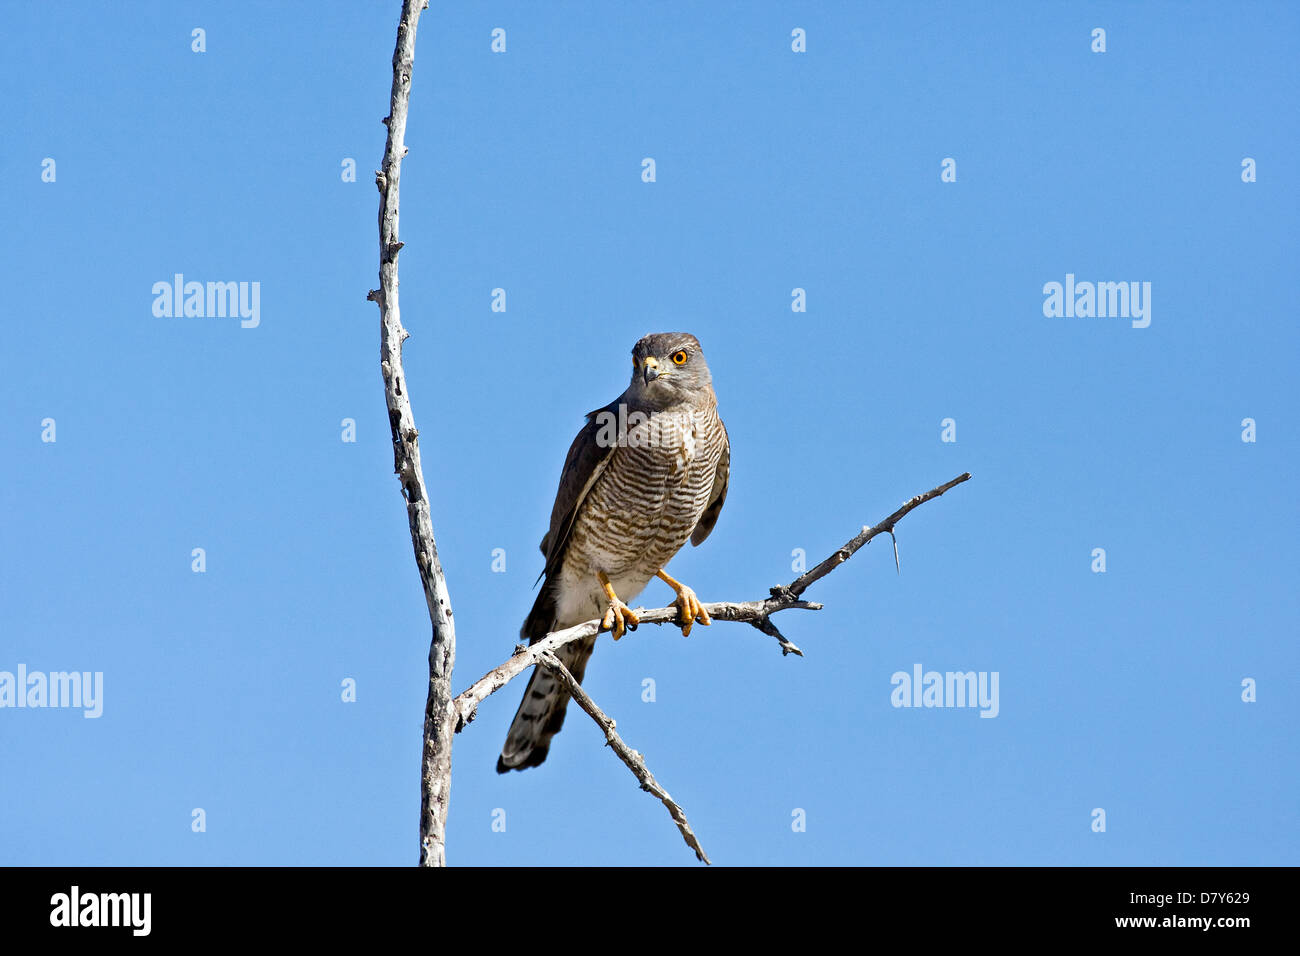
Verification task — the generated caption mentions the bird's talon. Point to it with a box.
[601,599,639,641]
[671,584,710,638]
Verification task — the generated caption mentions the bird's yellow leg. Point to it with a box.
[597,571,639,640]
[656,569,712,637]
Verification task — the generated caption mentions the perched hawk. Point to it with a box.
[498,332,730,772]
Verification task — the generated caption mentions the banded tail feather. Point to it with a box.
[497,581,593,772]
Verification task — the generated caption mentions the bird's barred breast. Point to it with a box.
[558,404,725,618]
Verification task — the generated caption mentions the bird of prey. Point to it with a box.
[498,332,730,772]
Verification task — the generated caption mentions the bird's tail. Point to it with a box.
[497,582,595,772]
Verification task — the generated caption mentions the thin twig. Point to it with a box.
[370,0,453,868]
[537,651,711,865]
[787,472,971,597]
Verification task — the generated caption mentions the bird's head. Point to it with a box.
[627,332,713,408]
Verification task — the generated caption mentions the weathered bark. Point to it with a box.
[367,0,454,868]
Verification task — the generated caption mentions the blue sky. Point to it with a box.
[2,1,1296,866]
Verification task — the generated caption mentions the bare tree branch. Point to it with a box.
[537,651,711,865]
[454,597,822,733]
[786,472,972,597]
[453,472,970,861]
[455,472,971,754]
[369,0,453,868]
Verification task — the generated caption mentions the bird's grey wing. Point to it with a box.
[537,400,620,581]
[691,419,729,546]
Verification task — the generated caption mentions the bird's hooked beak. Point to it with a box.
[641,356,661,385]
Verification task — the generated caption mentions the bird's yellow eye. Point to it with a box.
[671,350,688,366]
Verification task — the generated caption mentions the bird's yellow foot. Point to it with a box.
[656,569,712,637]
[597,571,640,640]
